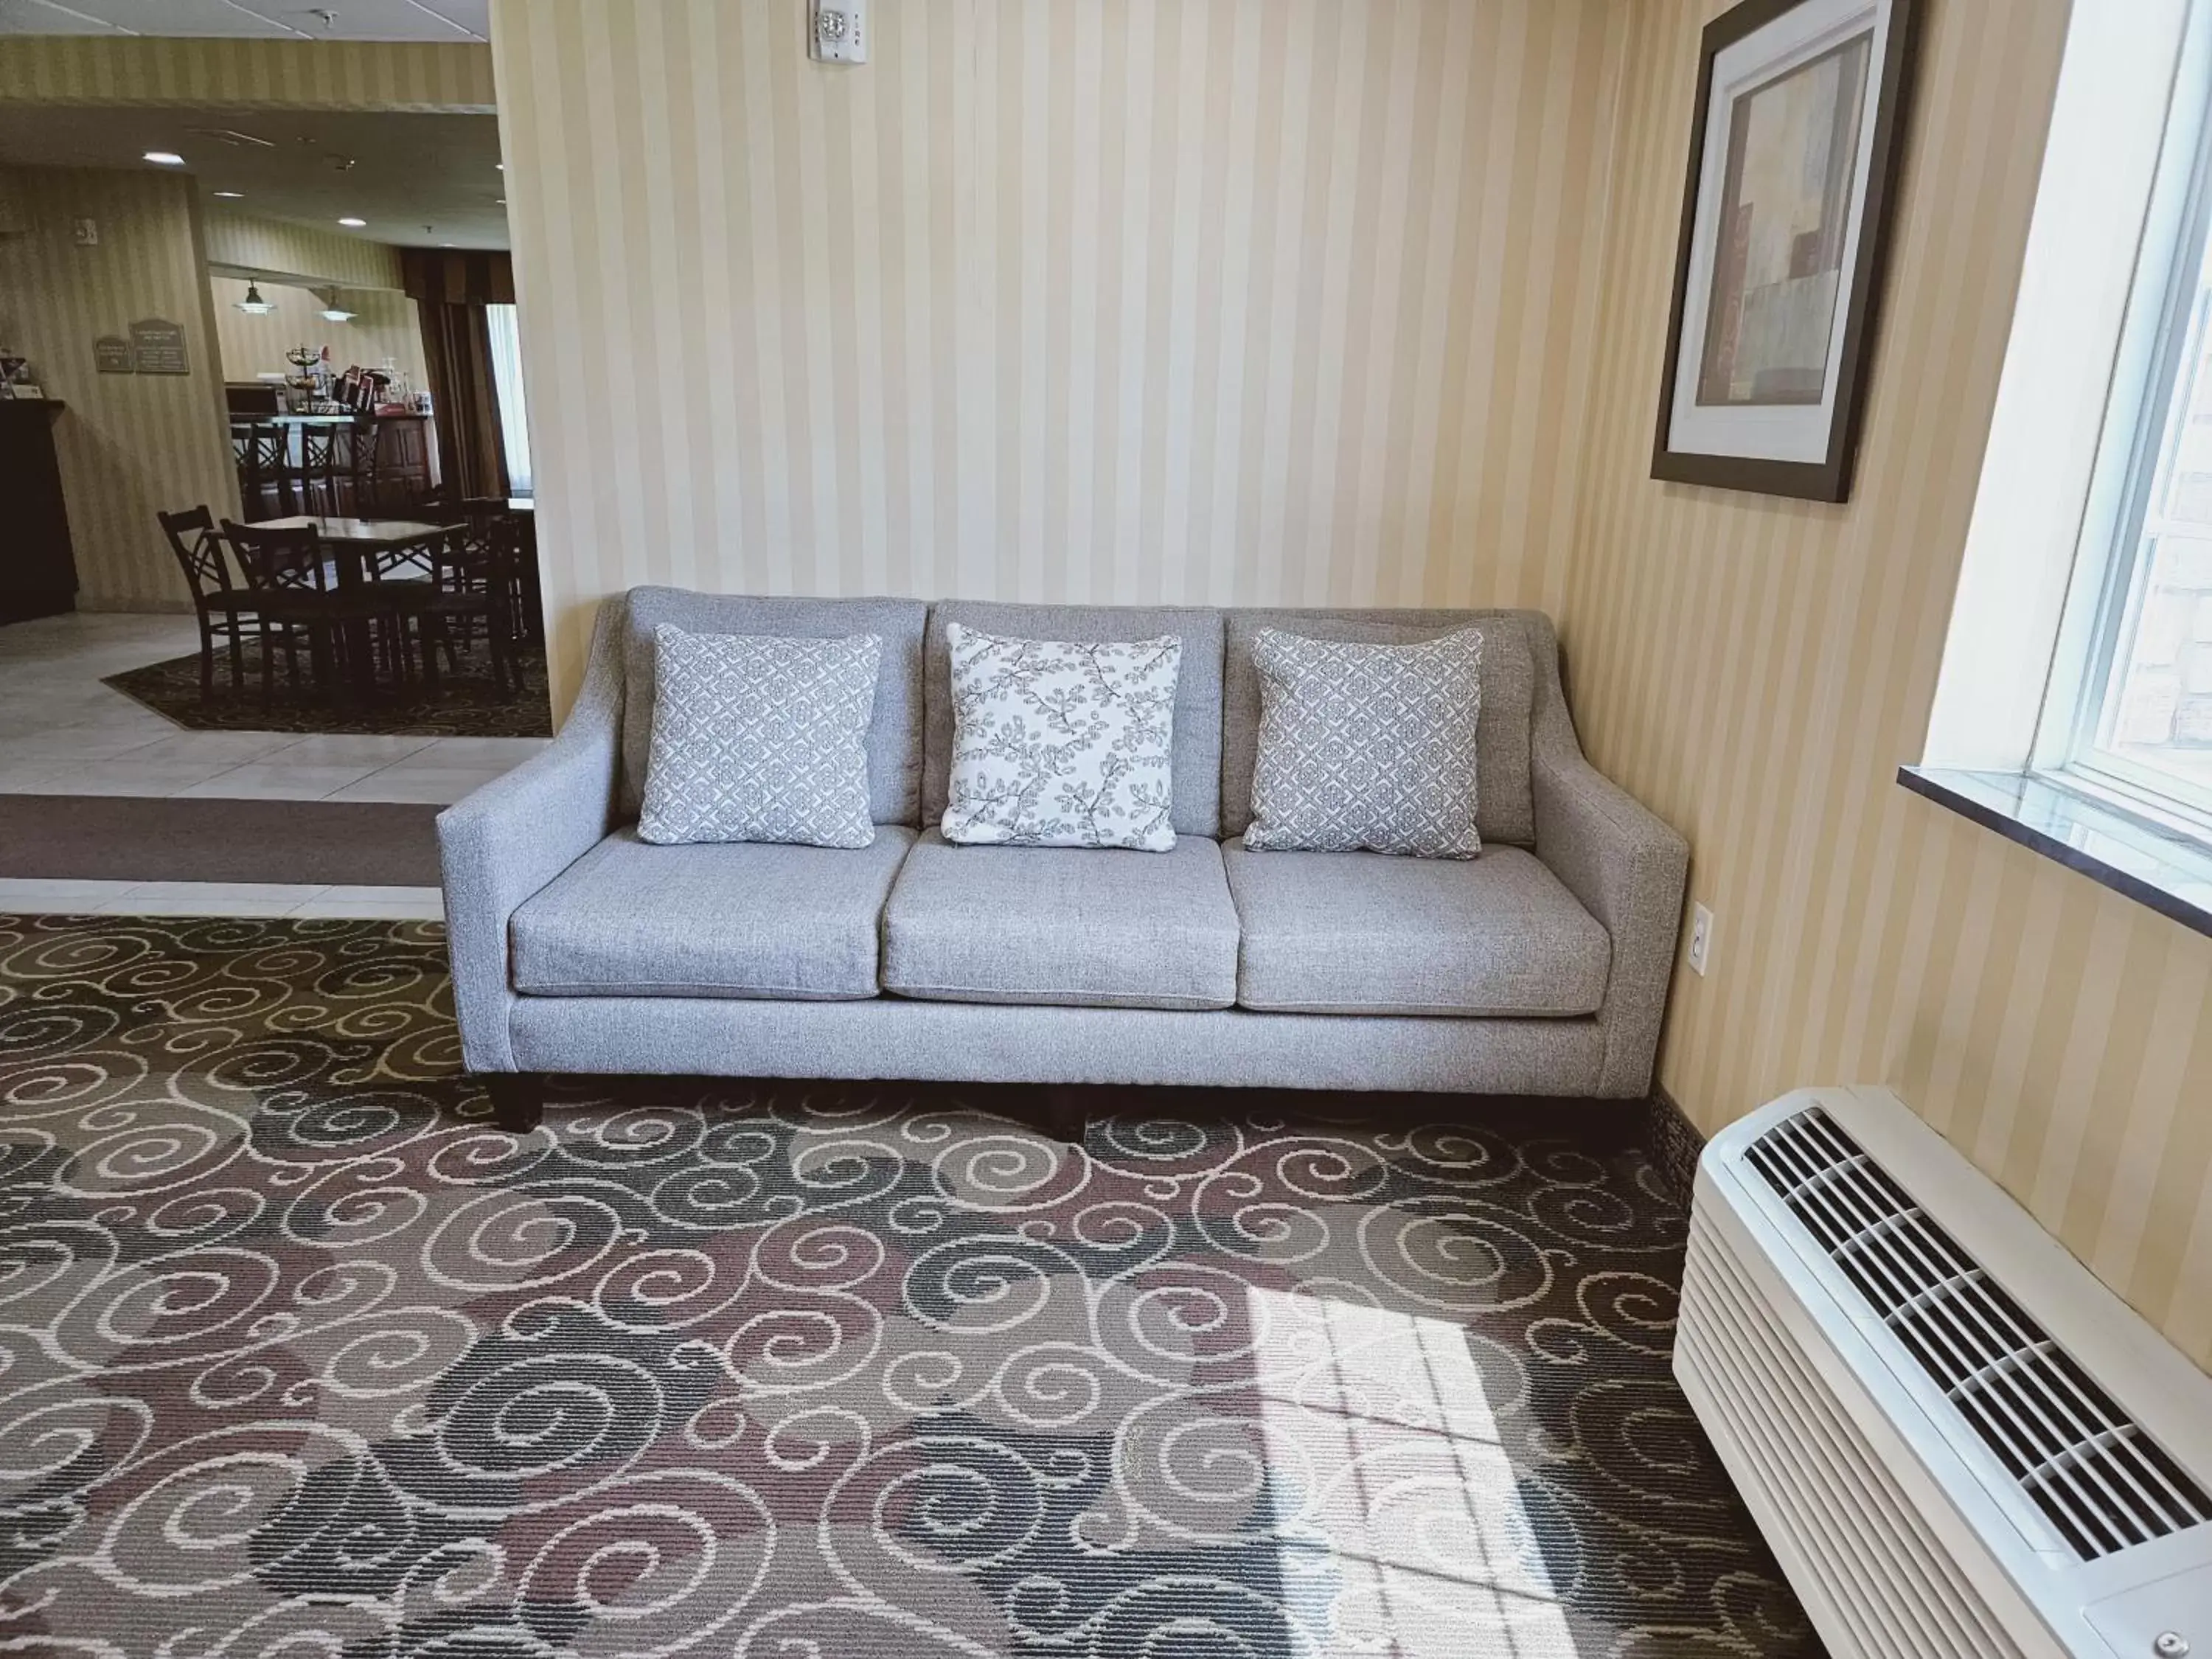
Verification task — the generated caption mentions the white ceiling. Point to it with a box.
[0,105,507,249]
[0,0,486,41]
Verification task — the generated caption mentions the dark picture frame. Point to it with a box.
[1650,0,1920,502]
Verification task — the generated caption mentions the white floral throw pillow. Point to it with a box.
[942,622,1181,850]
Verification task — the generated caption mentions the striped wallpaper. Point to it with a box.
[489,0,2212,1370]
[1564,0,2212,1368]
[204,210,405,291]
[210,277,428,389]
[492,0,1626,702]
[0,166,237,610]
[0,36,494,112]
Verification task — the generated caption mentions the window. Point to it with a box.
[486,302,534,497]
[2039,9,2212,840]
[1910,2,2212,928]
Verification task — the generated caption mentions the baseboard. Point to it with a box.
[74,596,194,616]
[1645,1087,1704,1204]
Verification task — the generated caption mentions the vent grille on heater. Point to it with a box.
[1745,1106,2212,1562]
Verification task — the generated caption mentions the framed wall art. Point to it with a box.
[1651,0,1920,502]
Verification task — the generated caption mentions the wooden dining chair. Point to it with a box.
[230,422,290,516]
[158,507,276,703]
[420,524,518,697]
[289,424,351,517]
[454,499,538,654]
[223,520,381,706]
[317,521,443,687]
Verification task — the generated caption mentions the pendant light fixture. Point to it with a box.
[234,282,274,316]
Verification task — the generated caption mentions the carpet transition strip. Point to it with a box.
[0,795,445,886]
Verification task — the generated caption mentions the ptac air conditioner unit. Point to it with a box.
[1677,1085,2212,1658]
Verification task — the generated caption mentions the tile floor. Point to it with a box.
[0,613,547,803]
[0,879,445,919]
[0,612,545,918]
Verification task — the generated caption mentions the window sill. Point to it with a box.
[1897,766,2212,938]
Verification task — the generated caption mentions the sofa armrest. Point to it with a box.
[1532,737,1688,1097]
[437,600,625,1071]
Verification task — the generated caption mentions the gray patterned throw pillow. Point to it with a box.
[638,625,882,847]
[1244,626,1484,858]
[943,622,1181,850]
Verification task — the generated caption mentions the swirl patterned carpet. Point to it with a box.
[0,913,1822,1658]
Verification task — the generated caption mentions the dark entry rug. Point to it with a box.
[0,914,1820,1658]
[0,796,443,885]
[102,644,554,739]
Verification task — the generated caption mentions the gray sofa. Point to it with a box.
[438,587,1688,1122]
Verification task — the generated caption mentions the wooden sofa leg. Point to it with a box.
[484,1071,545,1133]
[1039,1085,1088,1146]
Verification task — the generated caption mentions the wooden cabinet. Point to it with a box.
[0,400,77,624]
[360,414,434,514]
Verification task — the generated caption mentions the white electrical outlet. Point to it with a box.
[1687,903,1714,977]
[810,0,867,63]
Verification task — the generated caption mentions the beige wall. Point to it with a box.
[1563,0,2212,1369]
[0,166,236,609]
[487,0,2212,1370]
[204,211,405,291]
[493,0,1625,702]
[209,277,427,389]
[0,36,493,112]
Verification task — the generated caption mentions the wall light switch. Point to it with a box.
[72,217,98,246]
[810,0,867,63]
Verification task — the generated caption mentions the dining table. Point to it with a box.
[242,515,458,701]
[243,513,454,571]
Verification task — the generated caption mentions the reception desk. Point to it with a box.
[0,399,76,623]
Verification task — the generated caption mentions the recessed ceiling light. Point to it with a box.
[212,190,243,199]
[143,150,185,166]
[337,217,366,228]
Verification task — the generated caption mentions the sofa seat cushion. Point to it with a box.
[511,826,916,999]
[882,829,1239,1010]
[1221,837,1609,1017]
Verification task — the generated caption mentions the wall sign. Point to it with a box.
[94,335,135,374]
[128,317,189,375]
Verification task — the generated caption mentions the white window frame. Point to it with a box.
[2034,0,2212,843]
[486,302,534,498]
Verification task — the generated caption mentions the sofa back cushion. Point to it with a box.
[619,587,928,824]
[922,601,1226,839]
[1222,608,1541,846]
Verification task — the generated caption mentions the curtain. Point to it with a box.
[401,249,515,501]
[486,304,533,496]
[416,301,508,499]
